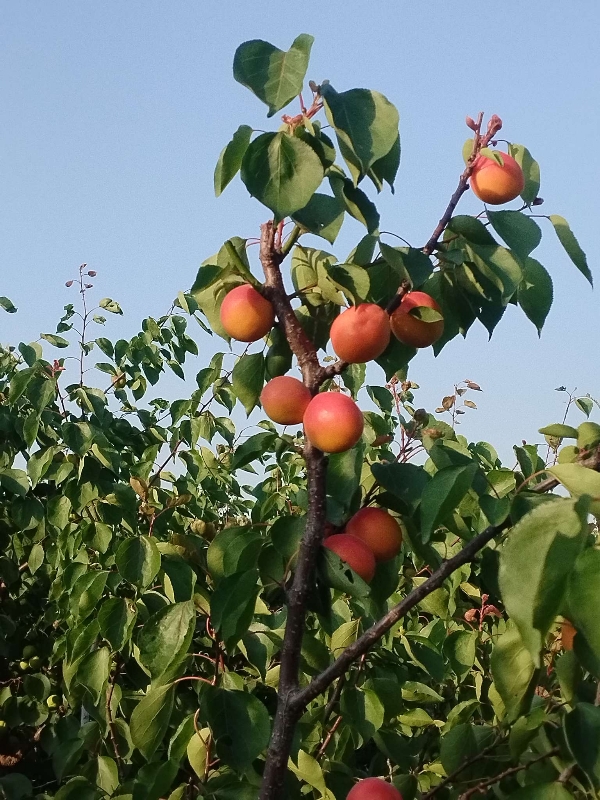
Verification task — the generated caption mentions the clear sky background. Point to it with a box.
[1,1,598,464]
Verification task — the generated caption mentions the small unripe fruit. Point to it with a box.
[0,720,8,734]
[345,507,403,562]
[303,393,364,453]
[19,660,30,672]
[219,284,275,342]
[22,645,37,659]
[324,534,376,583]
[46,694,61,710]
[347,778,403,800]
[28,656,41,671]
[390,292,444,349]
[330,304,391,363]
[260,376,312,425]
[470,151,524,205]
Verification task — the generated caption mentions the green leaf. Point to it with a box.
[207,527,263,579]
[98,298,123,314]
[138,601,195,681]
[440,723,478,775]
[326,444,364,524]
[549,215,592,286]
[233,34,313,117]
[241,132,324,219]
[369,133,401,192]
[204,687,271,770]
[379,244,434,289]
[232,353,265,415]
[340,686,384,740]
[116,536,161,589]
[321,84,400,184]
[187,728,211,779]
[76,646,111,704]
[329,169,380,234]
[443,630,477,681]
[487,211,542,259]
[564,703,600,788]
[292,193,345,244]
[326,263,370,305]
[419,464,478,543]
[566,549,600,664]
[190,264,222,297]
[41,333,70,348]
[319,547,370,599]
[130,683,175,761]
[98,597,137,652]
[547,464,600,515]
[508,143,541,205]
[94,756,119,796]
[331,619,360,656]
[447,215,496,246]
[490,623,536,722]
[0,296,17,313]
[371,462,430,514]
[214,125,253,196]
[576,397,594,418]
[499,497,588,664]
[0,468,29,497]
[538,424,578,439]
[518,257,554,335]
[210,569,260,652]
[231,432,277,471]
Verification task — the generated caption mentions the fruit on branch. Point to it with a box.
[219,284,275,342]
[470,151,525,205]
[330,303,391,363]
[347,777,403,800]
[260,376,312,425]
[27,656,41,671]
[561,619,576,651]
[303,392,364,453]
[390,291,444,348]
[22,645,37,659]
[345,507,403,561]
[323,534,376,583]
[46,694,61,710]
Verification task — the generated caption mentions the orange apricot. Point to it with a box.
[219,284,275,342]
[260,376,312,425]
[390,291,444,349]
[345,507,403,562]
[330,304,391,363]
[303,392,364,453]
[470,151,525,205]
[347,778,403,800]
[323,534,376,583]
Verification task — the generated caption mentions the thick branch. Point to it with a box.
[260,221,322,389]
[259,442,328,800]
[422,113,502,256]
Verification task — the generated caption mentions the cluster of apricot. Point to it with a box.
[324,506,403,583]
[220,283,444,454]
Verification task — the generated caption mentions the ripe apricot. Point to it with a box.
[345,507,403,562]
[303,392,364,453]
[323,534,376,583]
[347,778,403,800]
[390,291,444,348]
[330,304,391,363]
[561,619,576,651]
[470,151,525,205]
[260,376,312,425]
[219,284,275,342]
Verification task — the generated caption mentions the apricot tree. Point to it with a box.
[1,32,599,800]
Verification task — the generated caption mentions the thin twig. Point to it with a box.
[458,748,559,800]
[421,737,502,800]
[106,658,123,780]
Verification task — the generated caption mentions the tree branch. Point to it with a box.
[458,748,559,800]
[422,113,502,256]
[421,736,502,800]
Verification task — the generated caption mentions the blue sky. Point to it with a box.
[1,1,598,463]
